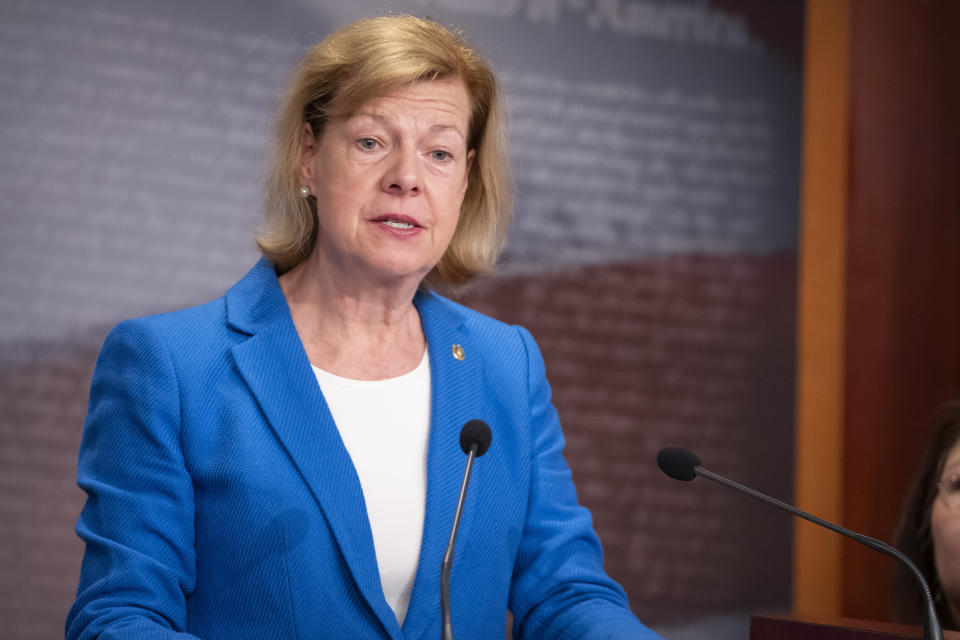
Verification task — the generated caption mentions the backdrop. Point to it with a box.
[0,1,803,637]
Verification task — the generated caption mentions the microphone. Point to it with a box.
[441,420,492,640]
[656,447,944,640]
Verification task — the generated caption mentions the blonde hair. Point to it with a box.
[257,15,513,287]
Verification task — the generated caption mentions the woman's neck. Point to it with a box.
[278,255,427,380]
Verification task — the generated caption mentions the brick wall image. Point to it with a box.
[462,254,796,621]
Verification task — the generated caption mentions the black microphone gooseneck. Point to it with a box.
[656,447,944,640]
[441,420,492,640]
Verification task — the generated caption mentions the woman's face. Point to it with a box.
[300,78,473,287]
[932,440,960,614]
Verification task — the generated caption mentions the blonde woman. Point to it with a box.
[67,16,660,640]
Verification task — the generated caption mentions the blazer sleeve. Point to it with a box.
[66,319,201,640]
[508,326,662,640]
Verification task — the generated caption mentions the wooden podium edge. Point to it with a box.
[750,613,960,639]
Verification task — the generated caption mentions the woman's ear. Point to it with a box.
[299,122,318,186]
[463,149,476,194]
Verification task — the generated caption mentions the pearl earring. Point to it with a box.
[299,186,311,198]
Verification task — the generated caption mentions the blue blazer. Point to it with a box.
[67,259,659,640]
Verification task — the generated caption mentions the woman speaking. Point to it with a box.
[66,15,660,640]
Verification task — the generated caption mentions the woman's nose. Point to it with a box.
[381,145,421,196]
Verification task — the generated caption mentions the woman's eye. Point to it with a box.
[358,138,378,151]
[948,475,960,492]
[431,150,451,162]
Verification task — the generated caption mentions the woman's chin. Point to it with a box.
[359,259,436,288]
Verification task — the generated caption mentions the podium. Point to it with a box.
[750,614,960,640]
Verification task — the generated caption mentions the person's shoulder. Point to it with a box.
[101,296,230,366]
[116,296,227,339]
[110,259,271,346]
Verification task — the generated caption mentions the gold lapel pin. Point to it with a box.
[451,344,465,360]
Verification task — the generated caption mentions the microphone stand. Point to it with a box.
[441,444,478,640]
[693,465,944,640]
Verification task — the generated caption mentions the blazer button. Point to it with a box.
[451,344,465,360]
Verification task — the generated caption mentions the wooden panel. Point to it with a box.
[795,0,960,622]
[793,0,851,617]
[842,0,960,622]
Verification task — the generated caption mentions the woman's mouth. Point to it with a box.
[372,214,422,230]
[381,219,415,229]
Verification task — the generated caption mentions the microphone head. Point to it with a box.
[460,419,492,457]
[657,447,700,481]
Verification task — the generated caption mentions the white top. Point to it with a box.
[311,350,431,625]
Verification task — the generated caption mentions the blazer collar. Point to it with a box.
[224,257,289,336]
[226,259,485,639]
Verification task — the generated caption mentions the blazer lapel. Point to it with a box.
[226,259,400,638]
[402,291,486,640]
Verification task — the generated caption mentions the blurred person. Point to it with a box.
[895,398,960,630]
[65,15,661,640]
